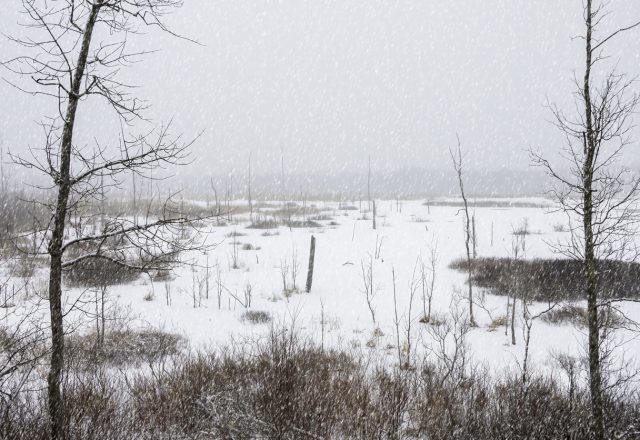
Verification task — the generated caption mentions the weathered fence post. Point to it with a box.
[372,200,377,230]
[305,235,316,293]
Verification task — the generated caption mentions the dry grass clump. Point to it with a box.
[66,328,185,367]
[287,220,321,228]
[488,315,508,332]
[309,214,335,221]
[419,312,446,326]
[63,258,140,287]
[247,219,281,229]
[241,310,272,324]
[148,269,173,282]
[542,304,626,328]
[8,257,40,279]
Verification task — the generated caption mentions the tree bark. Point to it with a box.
[305,235,316,293]
[372,200,376,230]
[583,2,604,438]
[47,4,101,439]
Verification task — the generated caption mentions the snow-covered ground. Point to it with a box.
[11,198,640,377]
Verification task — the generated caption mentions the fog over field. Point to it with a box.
[1,1,640,439]
[2,1,640,193]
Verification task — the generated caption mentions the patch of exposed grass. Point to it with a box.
[542,304,625,328]
[247,219,281,229]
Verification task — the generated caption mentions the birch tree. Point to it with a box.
[531,2,640,437]
[3,1,205,438]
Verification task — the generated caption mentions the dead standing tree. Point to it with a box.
[3,1,205,438]
[450,136,476,327]
[531,2,640,438]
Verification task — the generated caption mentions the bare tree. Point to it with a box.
[425,301,471,387]
[230,229,240,270]
[450,136,476,327]
[419,244,438,324]
[247,152,253,222]
[521,300,557,384]
[0,140,7,194]
[509,234,525,346]
[531,2,640,437]
[360,255,377,326]
[367,155,372,211]
[3,2,207,438]
[290,246,300,292]
[391,267,402,366]
[372,200,377,230]
[404,264,419,368]
[279,257,290,297]
[210,177,221,224]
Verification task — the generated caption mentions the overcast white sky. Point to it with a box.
[1,1,640,183]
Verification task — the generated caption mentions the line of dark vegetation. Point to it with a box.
[424,199,551,209]
[451,257,640,302]
[2,328,638,439]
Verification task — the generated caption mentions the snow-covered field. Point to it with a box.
[13,198,640,377]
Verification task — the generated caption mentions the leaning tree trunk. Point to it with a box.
[582,2,604,438]
[47,5,101,439]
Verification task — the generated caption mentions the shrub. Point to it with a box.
[64,258,140,287]
[3,328,639,439]
[8,257,39,279]
[66,328,185,367]
[241,310,272,324]
[488,315,508,331]
[247,219,281,229]
[451,257,640,301]
[542,304,625,328]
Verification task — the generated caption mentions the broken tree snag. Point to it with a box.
[372,200,377,230]
[305,235,316,293]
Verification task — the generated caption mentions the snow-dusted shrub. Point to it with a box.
[63,257,140,287]
[3,328,640,439]
[66,328,184,368]
[241,310,271,324]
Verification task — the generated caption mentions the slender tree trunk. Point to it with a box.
[452,143,476,327]
[47,5,101,439]
[583,2,604,438]
[463,214,475,326]
[305,235,316,293]
[248,152,253,222]
[372,200,376,230]
[510,294,516,345]
[367,155,371,211]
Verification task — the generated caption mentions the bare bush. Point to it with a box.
[241,310,272,324]
[1,327,639,439]
[64,258,140,288]
[360,255,377,326]
[66,328,184,368]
